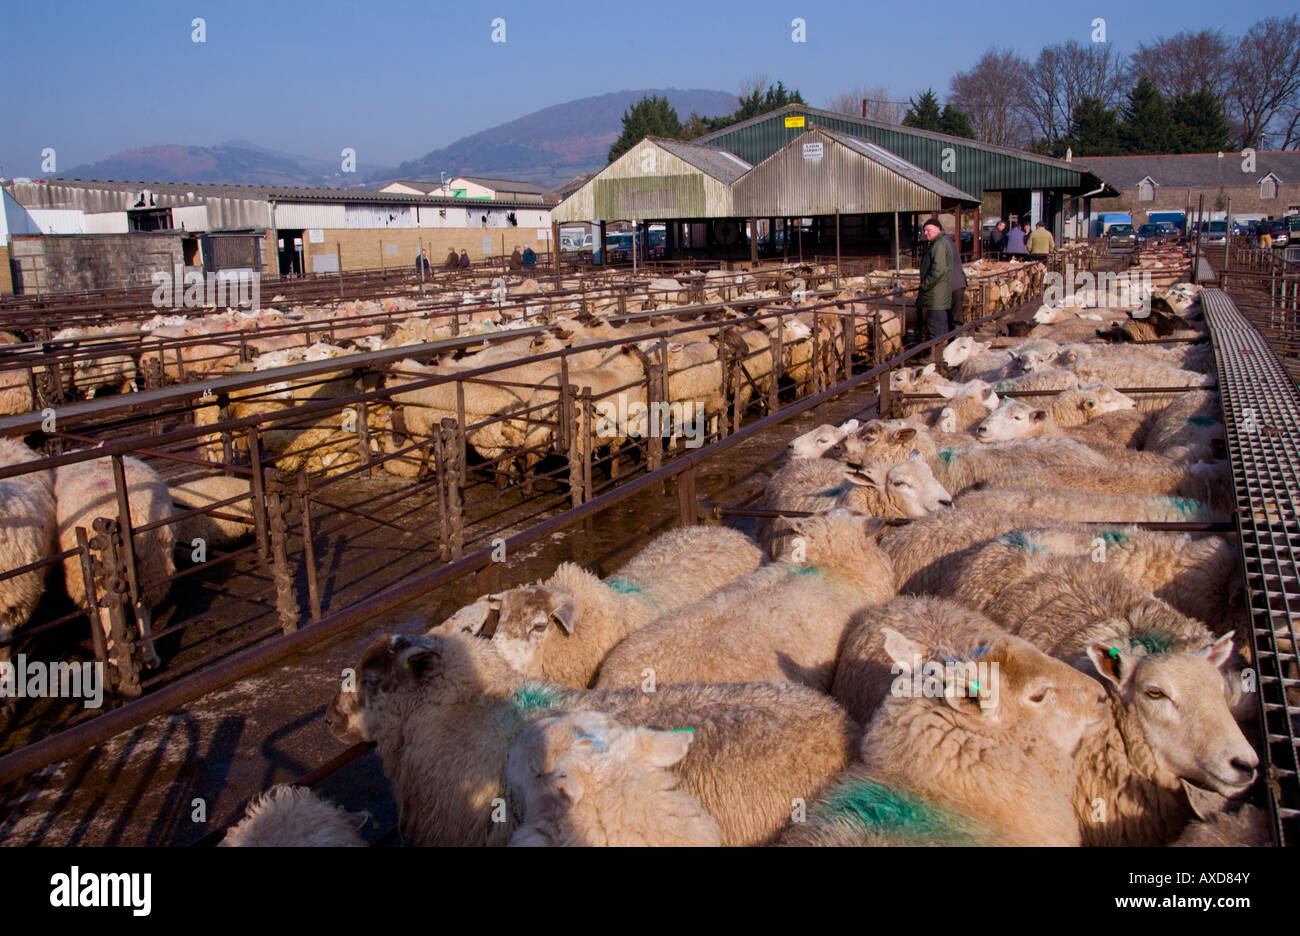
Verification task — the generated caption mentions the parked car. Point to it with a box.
[1135,223,1167,245]
[1106,223,1136,246]
[1267,220,1290,248]
[1197,220,1229,246]
[1155,221,1181,239]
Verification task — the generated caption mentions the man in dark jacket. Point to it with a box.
[989,220,1008,259]
[459,249,471,269]
[415,248,431,275]
[1004,220,1029,257]
[916,218,954,356]
[948,233,968,325]
[509,246,523,270]
[521,246,536,270]
[445,248,460,270]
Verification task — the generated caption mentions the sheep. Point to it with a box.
[972,384,1136,440]
[1144,390,1225,462]
[430,525,762,688]
[596,510,896,693]
[930,382,1000,434]
[1002,357,1213,412]
[787,419,859,459]
[755,455,951,558]
[0,369,34,416]
[56,455,176,671]
[0,438,56,659]
[165,470,255,548]
[325,631,859,846]
[1170,782,1272,847]
[972,396,1146,448]
[910,538,1259,845]
[219,785,368,847]
[971,458,1233,515]
[831,595,1010,726]
[506,711,721,846]
[943,337,1059,383]
[955,485,1221,524]
[781,629,1108,846]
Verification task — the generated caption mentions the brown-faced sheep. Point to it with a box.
[430,524,762,688]
[325,632,859,846]
[506,711,721,846]
[596,511,896,693]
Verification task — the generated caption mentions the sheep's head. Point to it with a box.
[844,452,952,517]
[325,633,501,744]
[882,629,1107,758]
[941,336,986,368]
[843,419,923,466]
[1086,636,1258,797]
[1075,383,1136,418]
[787,419,859,459]
[974,398,1048,442]
[1032,304,1065,325]
[507,711,696,817]
[1017,348,1055,373]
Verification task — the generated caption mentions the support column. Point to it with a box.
[954,205,963,262]
[972,204,981,259]
[749,217,758,268]
[598,220,607,266]
[892,212,899,271]
[552,221,560,271]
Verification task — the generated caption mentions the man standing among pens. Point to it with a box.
[916,217,954,360]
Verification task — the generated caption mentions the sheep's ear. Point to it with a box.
[907,448,923,461]
[636,727,695,768]
[552,771,584,806]
[396,639,442,678]
[983,389,999,408]
[345,809,372,833]
[921,363,936,376]
[1180,779,1229,823]
[1086,642,1131,690]
[1195,633,1235,670]
[838,418,860,434]
[843,463,886,491]
[882,627,926,674]
[861,516,888,541]
[935,383,960,399]
[890,426,918,445]
[668,342,685,353]
[1030,409,1049,422]
[546,593,578,635]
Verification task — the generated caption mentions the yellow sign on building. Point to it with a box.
[784,114,806,128]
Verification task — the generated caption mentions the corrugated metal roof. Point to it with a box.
[652,138,753,183]
[1076,152,1300,189]
[816,127,978,203]
[456,175,549,195]
[695,105,1114,197]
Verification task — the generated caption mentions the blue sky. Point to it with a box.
[0,0,1293,176]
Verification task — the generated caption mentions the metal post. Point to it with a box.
[677,464,698,525]
[1223,196,1232,276]
[75,526,108,667]
[834,209,841,289]
[265,484,299,634]
[297,473,322,622]
[566,383,582,508]
[88,517,142,698]
[892,211,899,271]
[439,418,464,561]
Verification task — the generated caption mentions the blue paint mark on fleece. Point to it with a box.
[1186,416,1218,427]
[1162,496,1200,517]
[1129,630,1176,654]
[1098,529,1128,546]
[789,564,822,577]
[937,447,958,466]
[604,578,643,595]
[998,529,1047,554]
[823,778,980,843]
[812,485,848,499]
[511,683,561,714]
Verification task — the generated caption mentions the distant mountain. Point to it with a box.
[385,88,739,189]
[63,143,392,188]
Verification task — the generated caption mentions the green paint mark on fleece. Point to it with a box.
[511,683,561,714]
[1130,630,1177,654]
[1187,416,1218,427]
[789,564,822,577]
[937,447,958,466]
[1098,529,1128,546]
[1162,496,1200,517]
[995,380,1013,393]
[812,485,848,499]
[604,578,643,595]
[998,530,1047,554]
[823,778,981,843]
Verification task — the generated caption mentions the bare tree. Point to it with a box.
[1022,44,1066,143]
[738,74,770,103]
[824,86,904,122]
[1132,30,1232,99]
[1018,41,1126,145]
[1227,15,1300,148]
[1282,106,1300,150]
[949,48,1034,146]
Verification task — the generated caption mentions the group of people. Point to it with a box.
[415,245,537,274]
[987,217,1055,261]
[913,214,1055,356]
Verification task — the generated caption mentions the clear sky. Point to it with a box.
[0,0,1293,176]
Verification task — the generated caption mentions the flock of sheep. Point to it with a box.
[216,277,1276,847]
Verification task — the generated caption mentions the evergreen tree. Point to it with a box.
[1063,96,1121,155]
[708,82,806,132]
[608,96,683,163]
[1119,76,1174,154]
[939,104,977,139]
[1169,89,1232,152]
[902,89,943,131]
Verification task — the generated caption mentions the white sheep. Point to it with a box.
[1144,390,1225,462]
[971,384,1136,443]
[507,711,721,846]
[782,629,1107,846]
[325,632,860,846]
[56,455,176,670]
[429,524,763,688]
[596,510,896,692]
[0,438,56,656]
[219,785,368,847]
[787,419,859,459]
[955,486,1222,523]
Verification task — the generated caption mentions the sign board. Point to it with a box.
[1030,190,1043,227]
[784,114,806,128]
[802,142,824,160]
[385,243,398,254]
[311,253,338,273]
[482,236,493,254]
[308,228,324,243]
